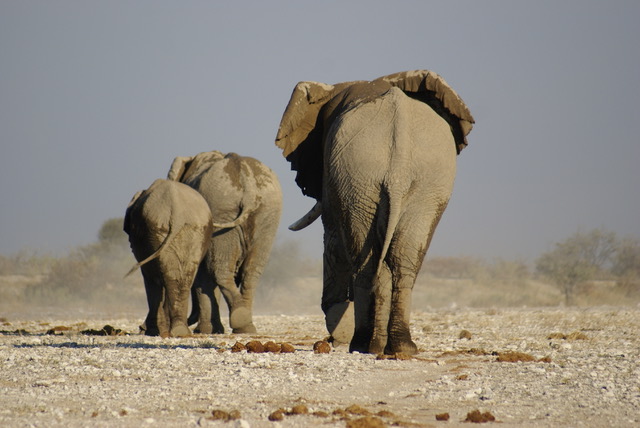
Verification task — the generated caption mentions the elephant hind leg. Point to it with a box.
[385,278,418,355]
[369,261,392,355]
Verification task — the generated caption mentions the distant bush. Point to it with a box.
[24,218,144,311]
[0,250,56,276]
[535,228,638,305]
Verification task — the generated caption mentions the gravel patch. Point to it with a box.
[1,307,638,427]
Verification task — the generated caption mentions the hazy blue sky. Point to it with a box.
[1,1,638,262]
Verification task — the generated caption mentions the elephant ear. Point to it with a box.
[275,81,336,158]
[274,81,339,199]
[379,70,475,153]
[167,156,195,182]
[123,190,144,235]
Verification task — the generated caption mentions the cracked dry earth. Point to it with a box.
[1,307,639,427]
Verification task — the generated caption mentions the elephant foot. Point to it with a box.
[232,323,257,334]
[141,324,160,337]
[325,301,354,346]
[229,307,256,333]
[194,322,213,334]
[368,335,388,356]
[194,322,225,335]
[385,338,418,356]
[349,329,373,354]
[170,324,191,338]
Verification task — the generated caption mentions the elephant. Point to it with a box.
[275,70,474,355]
[124,178,214,337]
[167,151,282,334]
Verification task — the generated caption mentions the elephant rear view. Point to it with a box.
[168,151,282,334]
[124,179,213,337]
[276,70,474,355]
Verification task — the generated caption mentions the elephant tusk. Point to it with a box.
[288,201,322,231]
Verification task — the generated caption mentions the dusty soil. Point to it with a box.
[1,307,638,427]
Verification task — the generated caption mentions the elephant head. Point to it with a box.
[276,70,474,214]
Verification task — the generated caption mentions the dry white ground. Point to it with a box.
[1,306,639,428]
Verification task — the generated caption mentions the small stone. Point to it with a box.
[313,340,331,354]
[465,409,496,423]
[435,412,450,421]
[346,416,386,428]
[289,404,308,415]
[263,341,281,353]
[459,329,473,340]
[246,340,265,353]
[231,342,246,353]
[211,410,230,420]
[268,409,284,421]
[279,343,296,353]
[496,351,536,362]
[345,404,370,415]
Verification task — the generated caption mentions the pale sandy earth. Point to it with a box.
[1,307,639,427]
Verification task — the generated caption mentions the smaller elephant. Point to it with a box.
[124,179,214,337]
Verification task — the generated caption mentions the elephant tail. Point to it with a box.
[211,159,259,230]
[211,203,252,229]
[124,224,177,278]
[375,184,403,286]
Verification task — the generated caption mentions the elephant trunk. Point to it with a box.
[288,201,322,231]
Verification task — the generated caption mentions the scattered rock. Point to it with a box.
[245,340,265,353]
[495,351,536,363]
[279,342,296,353]
[231,342,246,353]
[288,404,309,415]
[436,412,449,421]
[346,416,386,428]
[459,329,473,339]
[268,409,284,421]
[465,409,496,423]
[263,341,281,353]
[313,340,331,354]
[210,410,230,420]
[345,404,370,415]
[436,412,450,421]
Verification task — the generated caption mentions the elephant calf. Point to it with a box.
[124,179,213,337]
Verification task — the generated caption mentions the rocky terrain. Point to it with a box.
[1,307,638,427]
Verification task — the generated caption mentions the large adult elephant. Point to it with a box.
[275,70,474,355]
[124,179,214,337]
[167,151,282,334]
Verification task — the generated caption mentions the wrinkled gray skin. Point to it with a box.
[167,151,282,334]
[124,179,213,337]
[276,70,474,355]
